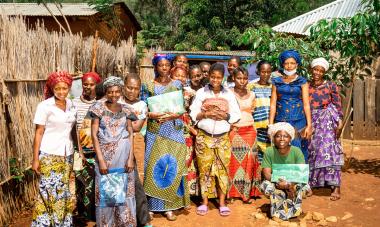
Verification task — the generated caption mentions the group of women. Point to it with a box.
[31,49,344,226]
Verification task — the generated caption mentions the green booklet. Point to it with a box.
[271,164,309,184]
[147,90,185,114]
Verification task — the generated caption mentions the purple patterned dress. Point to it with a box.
[308,81,344,187]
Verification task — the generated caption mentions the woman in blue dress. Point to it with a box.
[141,54,190,221]
[269,50,312,161]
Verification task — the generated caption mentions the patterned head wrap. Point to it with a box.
[268,122,295,141]
[82,72,102,84]
[152,54,174,77]
[44,71,73,99]
[103,76,124,90]
[279,49,302,66]
[311,57,329,71]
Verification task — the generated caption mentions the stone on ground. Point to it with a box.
[312,212,325,221]
[326,216,338,222]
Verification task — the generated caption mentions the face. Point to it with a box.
[124,78,141,102]
[283,58,298,71]
[273,130,291,150]
[82,77,96,97]
[311,65,326,82]
[209,70,224,89]
[171,68,188,85]
[189,68,203,87]
[201,64,210,78]
[156,59,171,77]
[173,55,188,69]
[233,71,248,89]
[53,82,70,100]
[258,64,272,82]
[227,59,239,75]
[105,85,122,103]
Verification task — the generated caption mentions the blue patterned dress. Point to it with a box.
[141,80,190,212]
[272,76,309,161]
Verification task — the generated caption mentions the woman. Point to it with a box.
[269,50,312,161]
[248,60,273,163]
[189,65,204,91]
[141,54,189,221]
[308,57,344,201]
[31,71,76,226]
[224,56,242,88]
[90,76,137,226]
[190,63,241,217]
[73,71,102,221]
[173,54,189,70]
[261,122,311,221]
[228,66,260,203]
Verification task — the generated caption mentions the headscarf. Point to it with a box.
[103,76,124,90]
[268,122,295,141]
[82,72,102,84]
[279,49,302,66]
[44,71,73,99]
[311,57,329,71]
[152,53,173,66]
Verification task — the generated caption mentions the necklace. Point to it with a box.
[80,95,96,104]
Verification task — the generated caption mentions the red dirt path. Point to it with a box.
[10,137,380,227]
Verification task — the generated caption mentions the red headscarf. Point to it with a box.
[44,71,73,99]
[82,72,101,84]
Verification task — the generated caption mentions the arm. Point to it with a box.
[73,123,85,161]
[262,168,272,181]
[126,119,135,173]
[32,125,45,174]
[301,83,312,139]
[91,118,108,174]
[330,83,344,138]
[132,119,145,132]
[269,85,277,125]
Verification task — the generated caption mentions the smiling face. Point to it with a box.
[209,70,224,89]
[311,65,326,83]
[171,68,188,85]
[156,59,171,77]
[82,77,97,97]
[233,71,248,90]
[189,68,203,87]
[273,130,291,150]
[227,59,240,75]
[53,82,70,101]
[173,55,188,69]
[283,58,298,71]
[105,85,122,103]
[124,78,141,102]
[200,64,210,79]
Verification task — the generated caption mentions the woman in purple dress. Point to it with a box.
[308,57,344,201]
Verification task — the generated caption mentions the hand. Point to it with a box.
[302,125,313,140]
[158,112,180,123]
[125,158,135,173]
[287,183,296,199]
[32,159,40,175]
[205,110,227,121]
[276,179,289,190]
[98,159,108,175]
[148,112,165,120]
[336,120,343,139]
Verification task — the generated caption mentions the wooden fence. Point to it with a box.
[0,15,136,225]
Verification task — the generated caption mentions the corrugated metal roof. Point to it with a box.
[157,50,255,57]
[0,3,97,16]
[272,0,365,35]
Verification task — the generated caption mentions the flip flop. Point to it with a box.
[219,206,231,217]
[196,205,208,216]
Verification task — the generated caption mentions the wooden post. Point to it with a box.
[353,79,365,139]
[341,86,353,139]
[91,31,99,72]
[365,78,376,139]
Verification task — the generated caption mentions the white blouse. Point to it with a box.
[33,97,77,156]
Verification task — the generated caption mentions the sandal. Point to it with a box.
[165,211,177,221]
[219,206,231,217]
[196,205,208,216]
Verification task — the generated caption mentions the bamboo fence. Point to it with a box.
[0,15,137,225]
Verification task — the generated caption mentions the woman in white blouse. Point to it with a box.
[31,71,76,227]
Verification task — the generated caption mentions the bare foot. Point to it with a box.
[330,186,341,201]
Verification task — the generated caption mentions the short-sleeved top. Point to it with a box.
[272,76,307,122]
[33,97,77,156]
[262,146,305,169]
[248,82,272,128]
[309,81,343,118]
[72,96,96,130]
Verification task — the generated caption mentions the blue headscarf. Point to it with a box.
[279,49,302,66]
[152,54,174,77]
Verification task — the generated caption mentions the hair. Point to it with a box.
[209,63,225,75]
[174,54,188,62]
[124,73,141,84]
[228,56,242,66]
[232,66,248,77]
[95,81,105,100]
[189,64,201,72]
[199,61,211,68]
[256,60,272,71]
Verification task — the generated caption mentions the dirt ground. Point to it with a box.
[10,136,380,227]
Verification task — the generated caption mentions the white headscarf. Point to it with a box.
[311,57,329,71]
[268,122,295,141]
